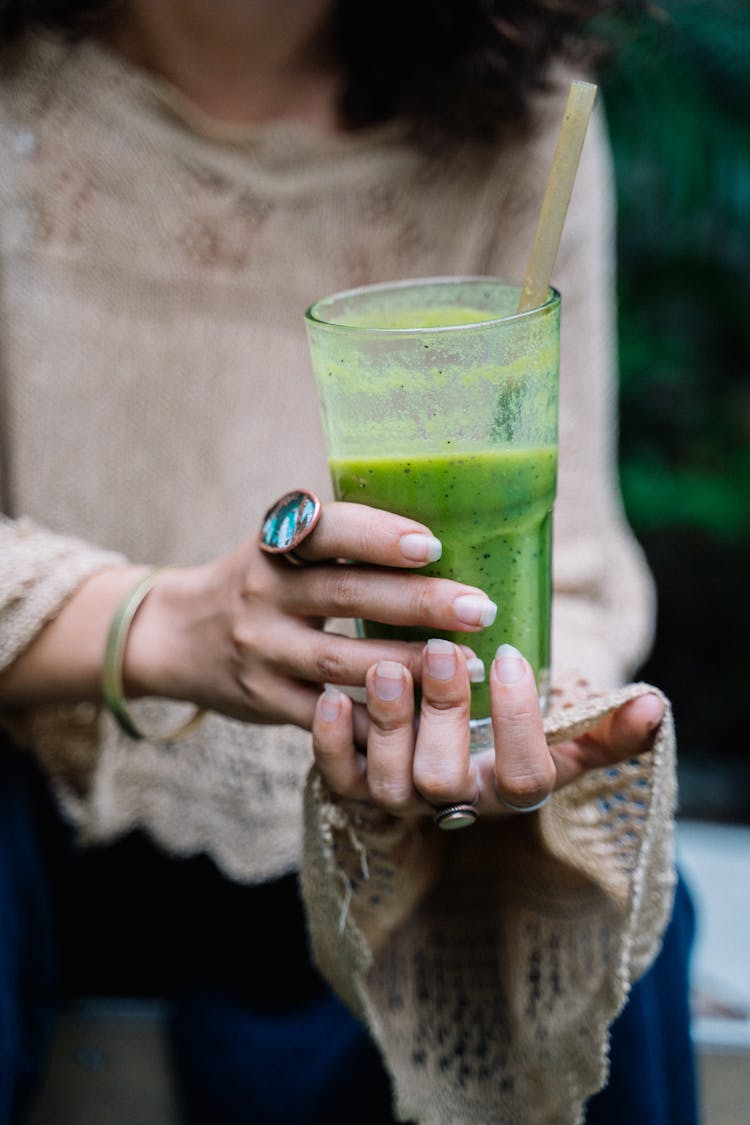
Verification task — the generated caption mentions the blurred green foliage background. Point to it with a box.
[595,0,750,820]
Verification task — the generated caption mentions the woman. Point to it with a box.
[0,2,695,1122]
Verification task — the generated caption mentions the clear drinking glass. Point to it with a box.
[305,277,560,749]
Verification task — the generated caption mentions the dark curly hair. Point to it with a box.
[0,0,644,140]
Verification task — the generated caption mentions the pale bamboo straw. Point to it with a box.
[516,80,598,314]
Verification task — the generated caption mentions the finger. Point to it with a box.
[487,644,556,812]
[281,563,498,634]
[365,661,425,816]
[217,664,325,730]
[601,692,665,752]
[412,640,477,806]
[550,692,665,790]
[292,502,443,568]
[312,687,368,798]
[261,620,484,692]
[264,620,426,687]
[458,645,487,684]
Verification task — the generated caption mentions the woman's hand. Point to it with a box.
[311,640,665,819]
[123,503,495,728]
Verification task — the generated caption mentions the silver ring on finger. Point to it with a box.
[258,489,322,566]
[497,792,552,814]
[432,798,479,831]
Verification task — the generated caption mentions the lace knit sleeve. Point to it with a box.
[0,515,125,672]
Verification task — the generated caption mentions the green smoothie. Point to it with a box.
[329,444,557,718]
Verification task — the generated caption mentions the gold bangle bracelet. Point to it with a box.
[101,568,205,742]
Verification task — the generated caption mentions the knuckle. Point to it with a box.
[354,519,378,559]
[414,768,469,805]
[408,580,433,621]
[242,556,274,602]
[327,567,361,615]
[370,715,407,735]
[231,620,258,654]
[496,763,556,805]
[313,646,350,684]
[236,676,263,717]
[242,571,263,602]
[421,695,470,719]
[499,707,539,732]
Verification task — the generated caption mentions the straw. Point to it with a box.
[516,80,598,314]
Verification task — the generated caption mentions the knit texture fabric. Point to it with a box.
[0,33,674,1120]
[303,682,676,1124]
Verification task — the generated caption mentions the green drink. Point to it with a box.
[306,278,560,747]
[330,445,556,716]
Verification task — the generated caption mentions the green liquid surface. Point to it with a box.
[336,305,497,329]
[329,446,557,718]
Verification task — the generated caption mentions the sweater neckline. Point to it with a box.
[43,31,408,159]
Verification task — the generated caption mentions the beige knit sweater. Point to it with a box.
[0,34,674,1123]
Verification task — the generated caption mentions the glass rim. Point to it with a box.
[304,275,560,334]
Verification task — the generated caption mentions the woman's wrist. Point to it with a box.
[101,567,207,741]
[0,564,150,707]
[119,565,197,702]
[0,556,213,718]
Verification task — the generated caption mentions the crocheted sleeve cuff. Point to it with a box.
[301,681,677,1125]
[301,782,444,1017]
[0,516,125,671]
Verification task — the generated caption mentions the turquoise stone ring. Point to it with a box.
[259,489,322,565]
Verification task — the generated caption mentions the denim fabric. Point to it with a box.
[0,747,73,1125]
[169,986,399,1125]
[584,873,698,1125]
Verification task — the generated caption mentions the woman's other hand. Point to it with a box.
[311,641,665,819]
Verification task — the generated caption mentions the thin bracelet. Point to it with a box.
[101,568,205,742]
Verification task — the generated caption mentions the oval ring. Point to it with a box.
[259,489,322,566]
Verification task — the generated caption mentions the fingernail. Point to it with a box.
[453,594,497,628]
[319,686,342,722]
[493,643,525,685]
[466,657,486,683]
[373,661,405,701]
[425,638,456,680]
[641,691,665,731]
[400,532,442,563]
